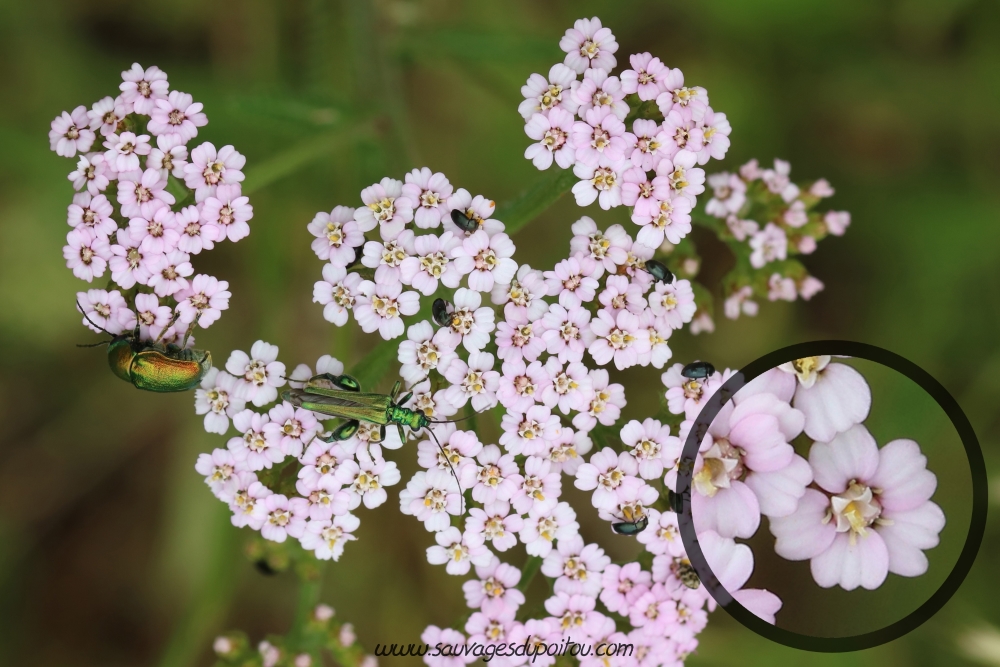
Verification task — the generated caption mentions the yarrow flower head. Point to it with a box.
[183,17,874,667]
[50,63,250,361]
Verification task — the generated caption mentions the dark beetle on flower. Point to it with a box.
[78,301,212,392]
[449,208,479,234]
[611,505,650,536]
[432,298,453,328]
[674,558,701,589]
[611,516,649,536]
[643,259,675,285]
[681,360,716,380]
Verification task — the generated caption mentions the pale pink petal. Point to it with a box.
[692,482,760,539]
[810,531,889,591]
[729,414,793,472]
[736,368,795,403]
[879,501,945,577]
[744,454,812,517]
[809,424,879,494]
[770,489,836,560]
[700,529,753,591]
[707,401,735,440]
[870,439,937,512]
[795,363,872,442]
[732,589,782,624]
[730,392,804,441]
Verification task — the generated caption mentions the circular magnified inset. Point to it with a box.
[673,341,986,652]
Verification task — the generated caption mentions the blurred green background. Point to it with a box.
[1,0,998,665]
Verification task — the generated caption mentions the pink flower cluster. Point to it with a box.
[189,17,919,664]
[520,19,854,332]
[421,522,717,667]
[520,17,730,253]
[706,159,849,319]
[296,151,733,663]
[662,356,945,599]
[309,168,515,340]
[49,63,249,346]
[196,147,718,662]
[195,345,397,561]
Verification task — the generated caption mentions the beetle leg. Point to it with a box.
[319,419,360,443]
[332,374,362,391]
[309,373,361,391]
[389,380,401,400]
[307,373,362,392]
[179,321,197,349]
[152,310,182,345]
[379,424,387,443]
[396,424,406,444]
[397,391,413,407]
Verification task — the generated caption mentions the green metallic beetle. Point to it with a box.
[79,302,212,392]
[282,372,428,444]
[283,372,466,509]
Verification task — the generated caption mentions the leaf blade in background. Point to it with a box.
[496,167,578,235]
[243,122,372,195]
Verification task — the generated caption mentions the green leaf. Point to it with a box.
[590,423,612,450]
[227,93,344,127]
[393,30,557,63]
[516,555,544,593]
[347,294,437,390]
[348,336,399,391]
[496,168,578,235]
[165,174,190,205]
[243,122,371,195]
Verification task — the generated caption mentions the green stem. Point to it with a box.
[156,505,241,667]
[624,97,663,125]
[289,569,325,647]
[517,555,543,593]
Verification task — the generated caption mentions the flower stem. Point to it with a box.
[289,564,325,647]
[517,555,544,593]
[156,502,241,667]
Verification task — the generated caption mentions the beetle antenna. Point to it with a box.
[425,427,465,515]
[75,299,114,338]
[429,415,473,424]
[76,340,111,348]
[429,409,484,424]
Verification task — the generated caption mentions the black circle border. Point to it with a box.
[675,340,988,652]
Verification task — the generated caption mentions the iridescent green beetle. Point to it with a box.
[283,372,468,511]
[611,504,650,536]
[79,303,212,392]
